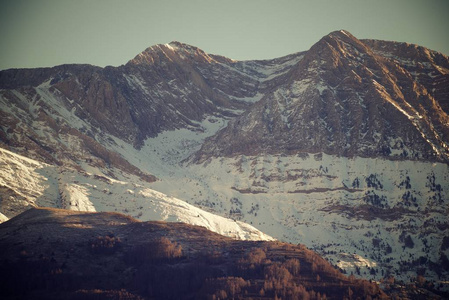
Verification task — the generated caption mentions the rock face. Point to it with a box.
[363,38,449,114]
[194,30,449,162]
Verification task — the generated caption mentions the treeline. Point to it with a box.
[123,241,385,299]
[0,232,387,299]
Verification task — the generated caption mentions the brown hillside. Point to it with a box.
[0,207,387,299]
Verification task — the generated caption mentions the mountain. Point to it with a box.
[183,32,449,288]
[194,30,449,161]
[0,207,388,299]
[1,30,448,294]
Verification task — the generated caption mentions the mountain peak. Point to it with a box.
[304,29,373,65]
[329,29,355,38]
[128,41,216,66]
[167,41,199,51]
[315,29,366,50]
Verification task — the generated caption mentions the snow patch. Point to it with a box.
[60,183,96,212]
[0,212,9,223]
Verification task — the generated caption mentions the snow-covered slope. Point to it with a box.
[184,154,448,282]
[0,212,8,223]
[0,147,58,217]
[0,147,272,240]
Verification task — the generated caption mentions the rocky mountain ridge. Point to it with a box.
[0,40,304,171]
[194,30,449,162]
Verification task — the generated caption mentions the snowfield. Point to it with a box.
[0,146,273,241]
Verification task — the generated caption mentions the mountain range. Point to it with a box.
[1,30,448,296]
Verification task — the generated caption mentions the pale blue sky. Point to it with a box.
[1,0,448,70]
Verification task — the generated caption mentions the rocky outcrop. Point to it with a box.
[363,39,449,114]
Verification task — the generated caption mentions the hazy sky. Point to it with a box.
[1,0,448,70]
